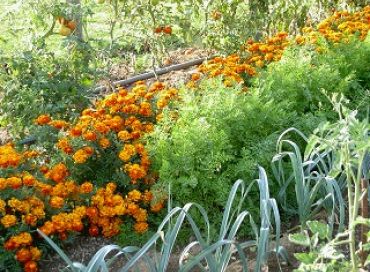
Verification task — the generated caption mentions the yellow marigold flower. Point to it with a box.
[30,246,42,261]
[0,199,6,212]
[73,149,89,164]
[119,144,136,161]
[99,137,111,149]
[0,177,7,190]
[128,189,142,202]
[117,130,131,141]
[1,214,17,228]
[7,176,22,189]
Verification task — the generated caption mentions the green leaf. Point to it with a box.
[289,232,310,247]
[307,221,329,240]
[294,252,318,264]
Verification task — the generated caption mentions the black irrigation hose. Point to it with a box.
[18,56,211,145]
[92,57,209,94]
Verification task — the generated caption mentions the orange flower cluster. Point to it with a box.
[314,6,370,43]
[0,143,22,168]
[192,32,289,88]
[39,206,86,237]
[193,6,370,88]
[47,80,177,185]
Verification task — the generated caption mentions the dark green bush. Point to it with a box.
[0,43,95,138]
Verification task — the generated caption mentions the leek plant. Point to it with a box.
[38,167,282,272]
[272,127,345,235]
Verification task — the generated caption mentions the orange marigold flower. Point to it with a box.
[39,221,54,236]
[1,214,17,228]
[24,260,38,272]
[16,248,32,263]
[22,173,36,186]
[151,201,165,213]
[47,163,69,183]
[82,131,97,141]
[39,165,49,174]
[23,214,38,226]
[86,207,98,218]
[89,225,99,237]
[49,120,69,130]
[134,222,148,233]
[125,163,147,181]
[80,181,94,194]
[49,196,64,209]
[35,114,51,125]
[56,138,73,154]
[69,126,83,137]
[83,146,94,155]
[133,208,147,222]
[142,190,153,203]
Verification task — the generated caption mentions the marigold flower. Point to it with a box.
[82,131,97,141]
[134,222,148,233]
[151,201,165,213]
[73,149,89,164]
[16,248,32,263]
[89,225,99,237]
[35,114,51,125]
[49,196,65,209]
[99,137,111,149]
[49,120,69,130]
[0,177,7,190]
[7,176,22,189]
[22,173,36,186]
[119,144,136,161]
[24,260,38,272]
[1,214,17,228]
[128,190,141,202]
[47,163,69,183]
[56,138,73,154]
[80,181,94,194]
[83,146,94,155]
[117,130,131,141]
[0,199,6,212]
[24,214,38,226]
[30,247,42,261]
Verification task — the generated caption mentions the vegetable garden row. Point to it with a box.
[0,4,370,272]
